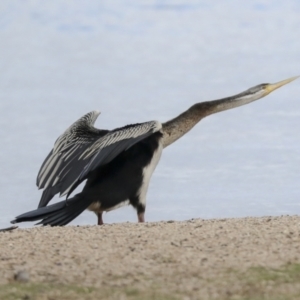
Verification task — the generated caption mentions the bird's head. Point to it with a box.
[243,76,299,100]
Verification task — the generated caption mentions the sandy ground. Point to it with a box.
[1,215,300,299]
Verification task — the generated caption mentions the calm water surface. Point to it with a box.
[0,1,299,227]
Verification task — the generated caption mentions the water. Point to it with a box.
[0,0,299,227]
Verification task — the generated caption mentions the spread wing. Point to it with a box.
[37,111,106,207]
[37,110,162,208]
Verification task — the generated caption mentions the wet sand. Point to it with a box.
[1,215,300,299]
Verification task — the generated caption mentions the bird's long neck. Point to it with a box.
[161,92,263,148]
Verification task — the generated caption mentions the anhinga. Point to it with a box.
[11,76,298,226]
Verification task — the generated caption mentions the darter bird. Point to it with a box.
[11,76,298,226]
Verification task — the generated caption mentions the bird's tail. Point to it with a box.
[11,195,88,226]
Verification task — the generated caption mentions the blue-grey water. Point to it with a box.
[0,1,299,228]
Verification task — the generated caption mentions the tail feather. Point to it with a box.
[36,198,88,226]
[49,209,84,226]
[11,201,67,223]
[11,195,89,226]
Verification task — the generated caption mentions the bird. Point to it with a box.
[11,76,298,226]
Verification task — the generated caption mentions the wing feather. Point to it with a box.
[37,111,105,207]
[66,120,162,197]
[37,111,162,208]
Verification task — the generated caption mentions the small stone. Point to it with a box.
[14,270,29,283]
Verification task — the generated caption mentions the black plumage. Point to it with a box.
[12,112,163,226]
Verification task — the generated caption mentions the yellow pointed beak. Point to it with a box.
[265,76,299,94]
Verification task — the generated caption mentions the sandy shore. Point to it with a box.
[1,215,300,299]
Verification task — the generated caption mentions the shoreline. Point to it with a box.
[1,215,300,299]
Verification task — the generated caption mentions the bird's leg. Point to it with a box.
[129,197,146,223]
[138,212,145,223]
[137,204,146,223]
[97,212,104,225]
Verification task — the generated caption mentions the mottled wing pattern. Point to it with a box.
[37,111,106,207]
[66,120,162,197]
[37,110,162,208]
